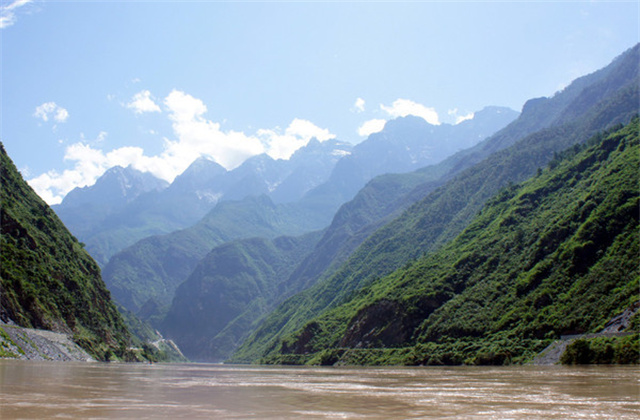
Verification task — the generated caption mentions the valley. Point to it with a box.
[2,44,638,368]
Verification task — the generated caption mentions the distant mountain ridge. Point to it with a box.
[60,165,169,209]
[251,119,639,365]
[102,106,517,327]
[231,44,640,364]
[53,138,353,265]
[299,106,518,210]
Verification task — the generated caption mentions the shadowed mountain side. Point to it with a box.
[102,195,326,319]
[162,231,322,362]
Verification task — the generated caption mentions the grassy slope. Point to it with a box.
[0,143,134,361]
[266,120,639,365]
[231,46,639,363]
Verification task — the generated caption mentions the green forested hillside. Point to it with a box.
[162,231,322,362]
[0,143,134,360]
[254,120,639,365]
[232,45,639,363]
[103,194,325,319]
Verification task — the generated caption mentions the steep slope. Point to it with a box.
[103,194,324,318]
[300,107,518,210]
[53,166,169,265]
[274,47,639,307]
[162,230,322,362]
[104,108,516,326]
[0,143,134,361]
[261,120,639,365]
[232,44,639,363]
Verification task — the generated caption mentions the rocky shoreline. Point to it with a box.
[0,323,94,362]
[532,303,638,365]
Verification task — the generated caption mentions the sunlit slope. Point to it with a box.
[260,119,639,365]
[0,143,134,360]
[232,45,639,363]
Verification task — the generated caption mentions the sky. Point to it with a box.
[1,1,638,205]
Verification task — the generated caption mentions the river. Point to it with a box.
[0,360,638,419]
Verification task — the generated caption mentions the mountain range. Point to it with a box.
[154,45,639,363]
[6,44,637,366]
[53,138,353,266]
[90,106,517,330]
[230,44,639,364]
[248,119,639,365]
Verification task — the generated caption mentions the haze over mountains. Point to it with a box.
[53,138,354,266]
[3,44,637,366]
[54,107,516,267]
[231,44,637,365]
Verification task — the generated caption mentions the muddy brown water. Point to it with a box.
[1,360,638,419]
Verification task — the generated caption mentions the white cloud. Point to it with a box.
[96,131,108,143]
[353,97,365,113]
[126,90,161,114]
[19,165,31,178]
[34,102,69,123]
[0,0,33,29]
[28,89,336,204]
[455,112,474,124]
[163,89,264,171]
[448,108,475,124]
[357,119,386,137]
[258,118,336,160]
[54,107,69,123]
[380,98,440,125]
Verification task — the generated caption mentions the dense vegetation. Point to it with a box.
[162,231,322,362]
[254,119,639,365]
[103,194,329,321]
[232,45,639,364]
[0,143,134,361]
[102,107,516,324]
[560,334,639,365]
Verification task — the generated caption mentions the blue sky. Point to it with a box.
[1,1,638,204]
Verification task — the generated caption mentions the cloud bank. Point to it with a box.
[29,89,336,204]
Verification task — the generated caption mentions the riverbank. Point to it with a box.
[532,303,639,365]
[0,323,94,361]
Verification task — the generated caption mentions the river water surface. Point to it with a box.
[0,360,638,419]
